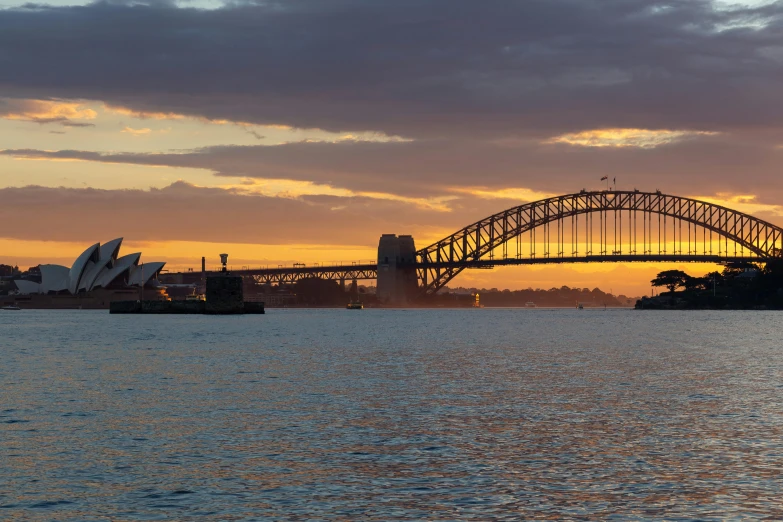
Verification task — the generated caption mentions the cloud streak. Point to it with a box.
[3,132,783,207]
[121,126,152,135]
[543,129,720,149]
[0,98,97,126]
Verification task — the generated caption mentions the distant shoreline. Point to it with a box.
[635,294,783,311]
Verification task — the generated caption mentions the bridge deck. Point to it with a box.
[187,254,766,283]
[427,254,765,269]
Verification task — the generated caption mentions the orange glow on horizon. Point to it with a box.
[0,238,742,297]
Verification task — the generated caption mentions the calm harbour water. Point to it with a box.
[1,308,782,520]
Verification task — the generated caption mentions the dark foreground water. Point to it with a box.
[1,309,782,520]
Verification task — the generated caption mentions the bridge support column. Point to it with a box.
[377,234,420,306]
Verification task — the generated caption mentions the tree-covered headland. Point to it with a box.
[636,260,783,309]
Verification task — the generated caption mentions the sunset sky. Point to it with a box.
[2,0,783,296]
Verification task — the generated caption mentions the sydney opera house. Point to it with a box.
[7,238,167,308]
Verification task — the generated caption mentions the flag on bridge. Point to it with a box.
[600,176,608,181]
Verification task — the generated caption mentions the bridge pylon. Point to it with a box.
[377,234,420,305]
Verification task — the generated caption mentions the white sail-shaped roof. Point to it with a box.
[128,262,166,286]
[39,264,70,293]
[14,280,42,295]
[68,243,100,294]
[74,239,127,291]
[93,252,141,289]
[99,238,123,263]
[15,240,166,296]
[78,257,115,292]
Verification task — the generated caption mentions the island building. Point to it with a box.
[2,238,167,309]
[110,253,264,314]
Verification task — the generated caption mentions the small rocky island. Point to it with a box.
[111,254,264,315]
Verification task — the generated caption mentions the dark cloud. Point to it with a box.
[1,1,783,137]
[243,128,265,140]
[20,118,96,127]
[19,117,95,126]
[27,116,68,124]
[60,121,95,127]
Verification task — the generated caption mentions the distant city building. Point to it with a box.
[12,238,165,295]
[0,264,19,277]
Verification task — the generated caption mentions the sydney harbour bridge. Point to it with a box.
[194,191,783,304]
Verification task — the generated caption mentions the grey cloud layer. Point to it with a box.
[1,0,783,137]
[3,177,780,248]
[5,134,783,203]
[0,182,496,245]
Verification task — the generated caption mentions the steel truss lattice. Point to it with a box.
[233,265,378,285]
[416,191,783,295]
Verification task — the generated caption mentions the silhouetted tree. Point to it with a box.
[684,276,707,291]
[639,261,783,310]
[651,270,691,293]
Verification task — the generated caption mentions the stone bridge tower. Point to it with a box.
[377,234,420,305]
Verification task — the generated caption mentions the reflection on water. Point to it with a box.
[1,309,782,519]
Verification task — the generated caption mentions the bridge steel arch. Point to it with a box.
[416,191,783,295]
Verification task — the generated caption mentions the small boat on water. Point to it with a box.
[525,302,536,308]
[346,301,364,310]
[1,305,21,311]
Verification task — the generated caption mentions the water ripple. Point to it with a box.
[1,309,782,519]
